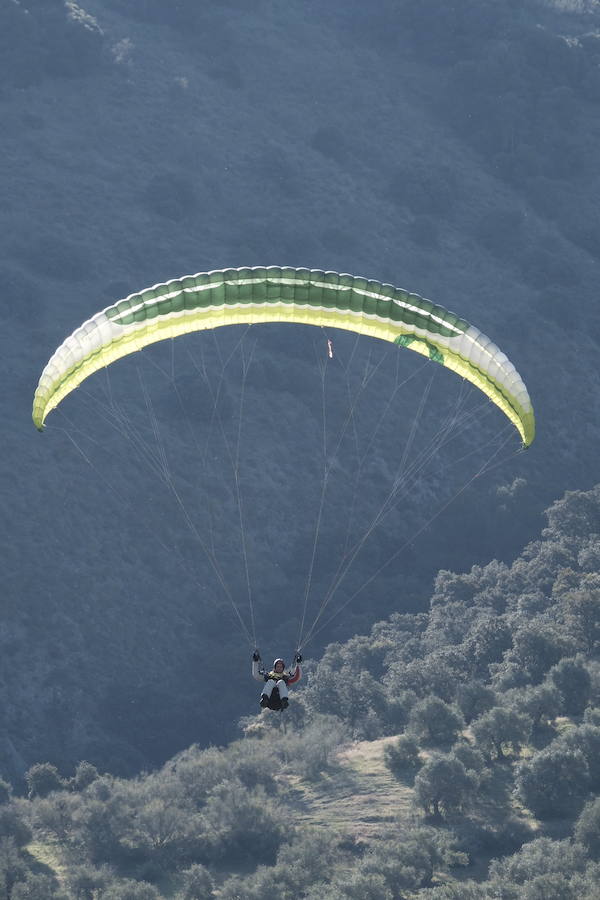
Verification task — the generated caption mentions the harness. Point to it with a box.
[265,670,288,683]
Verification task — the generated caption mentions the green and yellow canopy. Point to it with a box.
[33,266,535,445]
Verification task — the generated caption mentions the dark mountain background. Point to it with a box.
[1,0,600,782]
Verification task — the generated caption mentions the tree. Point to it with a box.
[100,881,161,900]
[25,763,66,798]
[11,873,66,899]
[450,742,486,775]
[583,708,600,727]
[70,794,129,864]
[226,739,279,794]
[519,873,576,900]
[560,587,600,652]
[489,837,586,897]
[304,664,386,732]
[178,863,214,900]
[574,797,600,859]
[358,829,464,895]
[65,863,115,900]
[455,681,497,724]
[560,725,600,790]
[408,697,464,746]
[0,807,32,847]
[548,656,591,715]
[466,617,512,674]
[32,794,77,843]
[512,682,561,728]
[413,757,476,819]
[408,651,466,703]
[544,488,600,541]
[0,837,27,900]
[471,707,531,760]
[515,747,589,818]
[169,746,231,808]
[417,885,487,899]
[328,871,393,900]
[509,624,571,682]
[73,761,100,792]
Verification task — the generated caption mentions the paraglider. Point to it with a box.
[32,265,535,682]
[252,651,302,711]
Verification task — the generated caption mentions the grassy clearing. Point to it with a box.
[282,735,415,842]
[25,837,70,881]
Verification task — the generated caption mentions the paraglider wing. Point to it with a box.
[32,266,535,445]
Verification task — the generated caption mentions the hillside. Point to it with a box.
[0,481,598,897]
[22,735,418,894]
[14,716,598,897]
[3,0,600,806]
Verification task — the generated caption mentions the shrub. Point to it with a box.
[219,829,340,899]
[170,747,230,808]
[292,715,348,781]
[202,779,284,865]
[120,795,205,872]
[226,740,278,794]
[383,734,421,777]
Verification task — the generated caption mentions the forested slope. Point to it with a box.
[1,483,599,897]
